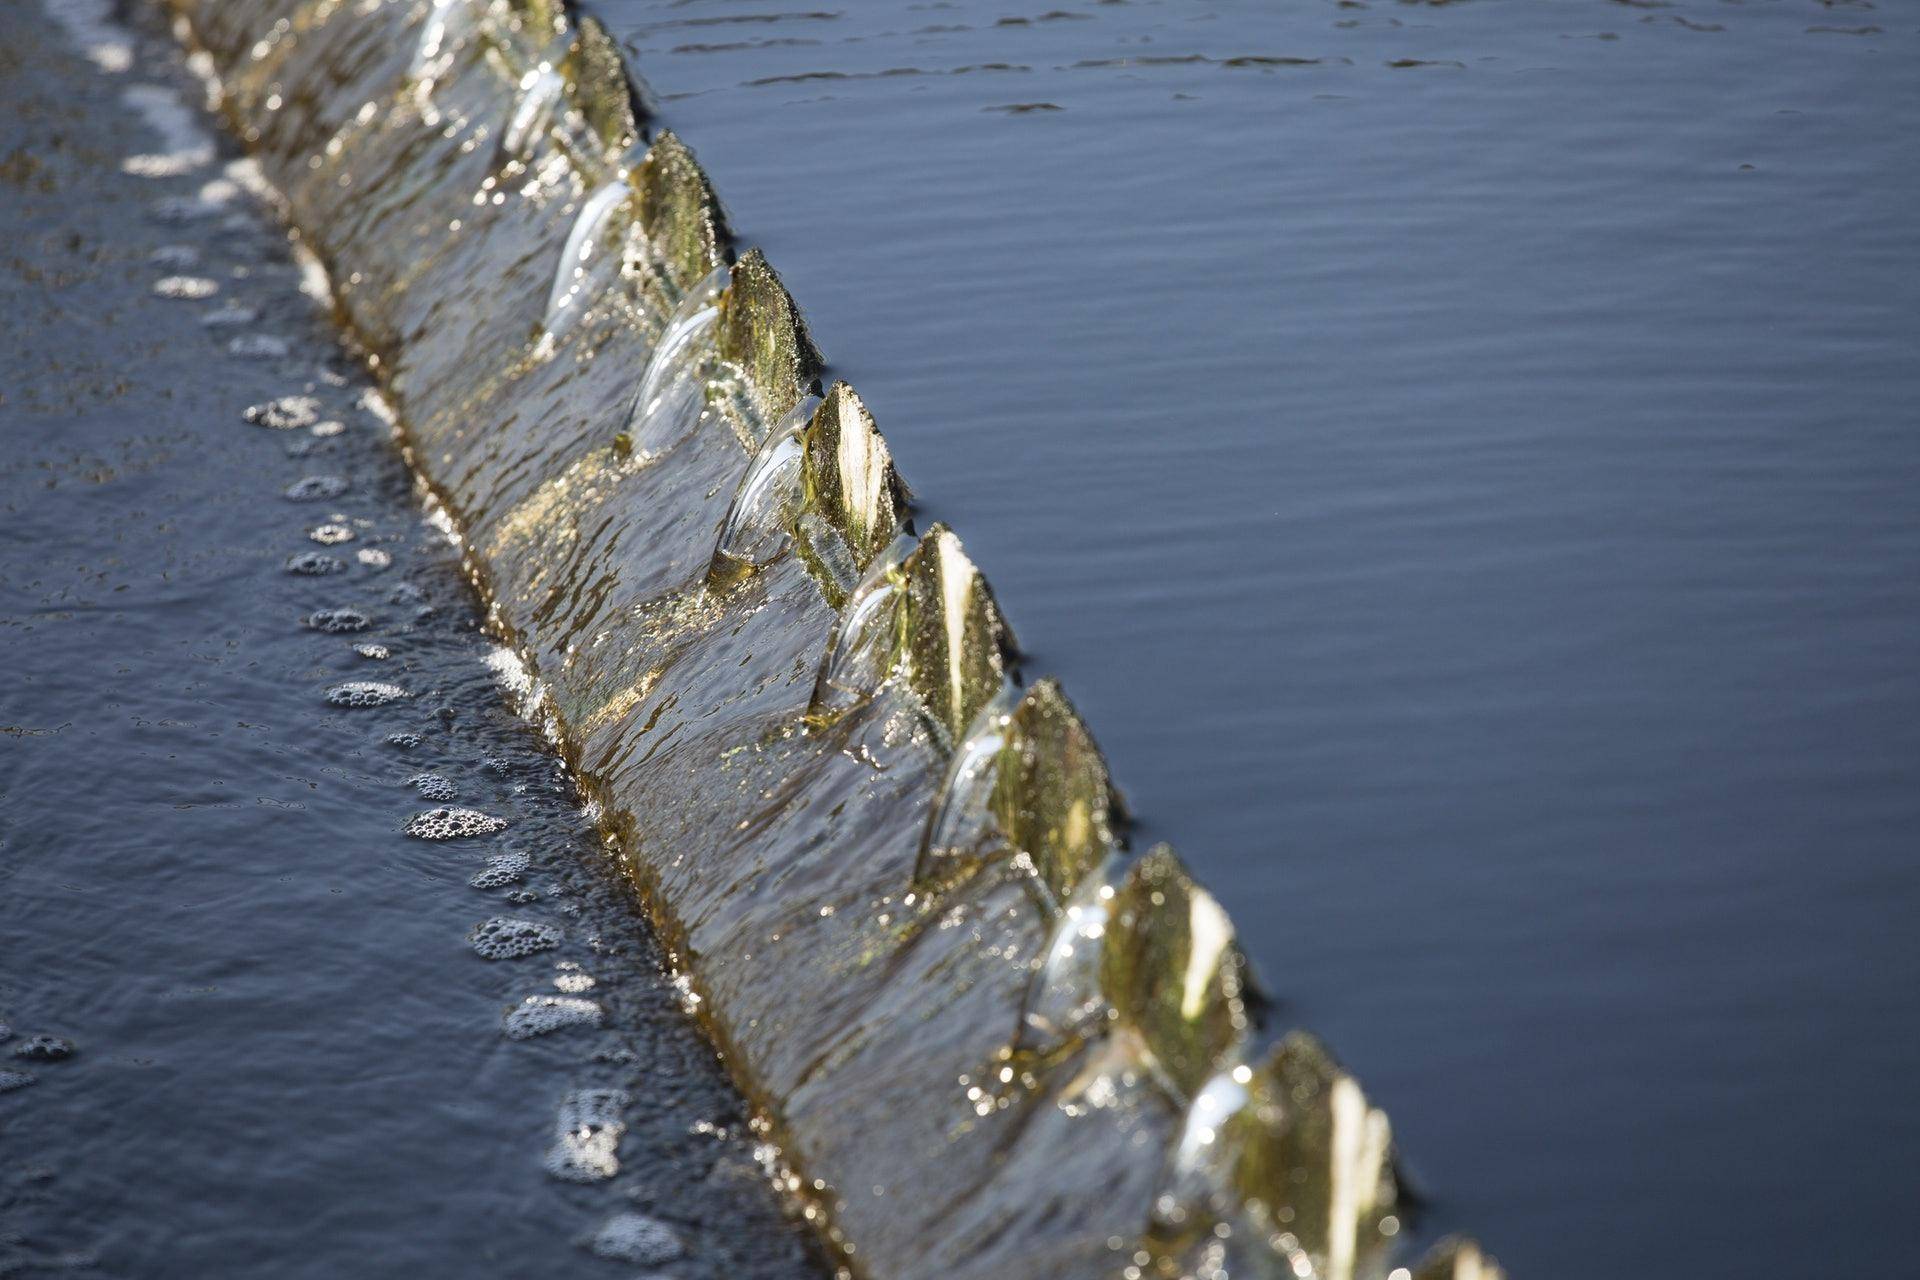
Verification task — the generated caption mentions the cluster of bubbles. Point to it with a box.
[469,917,563,961]
[284,474,349,501]
[502,995,603,1041]
[468,850,529,888]
[585,1212,684,1266]
[326,680,409,708]
[544,1088,629,1182]
[304,607,369,632]
[405,807,506,839]
[407,773,458,802]
[245,395,321,430]
[285,550,346,575]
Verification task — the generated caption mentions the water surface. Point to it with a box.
[593,1,1920,1273]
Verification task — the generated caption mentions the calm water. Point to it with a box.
[0,9,818,1276]
[593,1,1920,1273]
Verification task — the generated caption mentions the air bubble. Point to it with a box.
[308,522,354,544]
[245,395,320,429]
[469,850,529,888]
[587,1213,684,1265]
[503,995,603,1040]
[326,681,409,708]
[387,733,421,749]
[304,607,369,633]
[286,551,346,576]
[285,475,348,501]
[506,888,539,904]
[407,807,505,839]
[545,1088,628,1182]
[11,1036,75,1063]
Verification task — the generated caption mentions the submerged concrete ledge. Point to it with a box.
[154,2,1504,1277]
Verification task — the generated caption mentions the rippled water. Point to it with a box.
[0,10,817,1275]
[593,3,1920,1275]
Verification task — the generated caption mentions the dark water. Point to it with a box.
[0,9,819,1276]
[591,2,1920,1275]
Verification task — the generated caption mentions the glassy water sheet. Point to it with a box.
[594,1,1920,1276]
[0,9,822,1279]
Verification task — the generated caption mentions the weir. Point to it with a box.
[153,2,1503,1276]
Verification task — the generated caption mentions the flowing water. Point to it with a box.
[6,0,1917,1277]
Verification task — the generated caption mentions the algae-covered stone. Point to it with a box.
[635,131,729,299]
[715,248,822,430]
[993,678,1120,910]
[899,523,1016,744]
[1102,846,1250,1100]
[797,382,911,595]
[567,16,638,158]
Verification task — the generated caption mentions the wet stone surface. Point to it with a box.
[0,9,820,1279]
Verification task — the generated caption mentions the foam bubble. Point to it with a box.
[545,1088,628,1182]
[503,995,603,1040]
[304,607,369,633]
[285,475,349,502]
[355,547,392,569]
[0,1071,33,1094]
[12,1036,74,1063]
[354,643,390,660]
[469,917,561,961]
[153,275,219,299]
[387,733,422,749]
[150,245,199,268]
[468,849,528,888]
[326,681,409,708]
[408,773,457,801]
[308,523,354,544]
[406,807,505,839]
[286,551,347,576]
[245,395,321,430]
[553,965,595,994]
[587,1213,684,1265]
[310,420,346,438]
